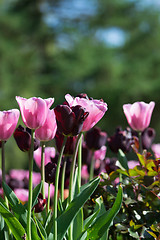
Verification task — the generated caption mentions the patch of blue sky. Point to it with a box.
[41,0,97,28]
[95,28,127,48]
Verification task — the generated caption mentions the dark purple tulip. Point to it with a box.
[14,125,40,152]
[55,130,77,155]
[85,127,107,150]
[107,127,134,153]
[33,193,46,213]
[45,162,57,184]
[142,128,156,150]
[54,104,89,136]
[94,157,117,176]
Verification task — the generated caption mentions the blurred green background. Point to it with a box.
[1,0,160,170]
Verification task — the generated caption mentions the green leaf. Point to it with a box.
[118,149,129,171]
[83,196,101,230]
[73,167,83,240]
[57,177,100,240]
[137,153,146,167]
[33,210,47,240]
[31,218,41,240]
[2,181,28,226]
[86,184,123,240]
[2,180,41,239]
[24,181,42,209]
[0,201,27,240]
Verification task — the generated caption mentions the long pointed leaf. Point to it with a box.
[57,177,100,240]
[73,167,83,240]
[0,202,27,240]
[2,181,28,226]
[87,184,123,240]
[118,149,129,171]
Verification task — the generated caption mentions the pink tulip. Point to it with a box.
[16,96,54,129]
[81,165,89,180]
[128,160,140,169]
[94,146,107,161]
[14,188,29,203]
[35,109,57,141]
[34,146,56,168]
[65,94,108,131]
[10,169,29,181]
[0,109,20,141]
[151,144,160,158]
[123,101,155,132]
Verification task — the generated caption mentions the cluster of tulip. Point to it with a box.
[0,94,158,240]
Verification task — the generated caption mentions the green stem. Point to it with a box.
[1,141,11,238]
[138,131,143,154]
[41,142,45,199]
[89,151,95,181]
[68,132,83,240]
[47,183,50,214]
[78,133,83,191]
[1,141,5,184]
[60,158,67,202]
[1,141,9,205]
[27,129,34,240]
[68,132,83,203]
[53,136,67,240]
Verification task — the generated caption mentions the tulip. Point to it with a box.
[33,193,46,213]
[141,128,156,150]
[94,146,107,161]
[16,96,54,129]
[0,109,20,141]
[54,104,89,136]
[14,125,40,152]
[34,146,56,169]
[65,93,108,131]
[45,162,57,184]
[14,188,29,203]
[85,127,107,150]
[107,127,134,153]
[55,130,77,155]
[35,109,57,141]
[123,101,155,132]
[151,144,160,158]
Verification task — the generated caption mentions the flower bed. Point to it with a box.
[0,94,159,240]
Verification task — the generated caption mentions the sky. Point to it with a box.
[41,0,160,48]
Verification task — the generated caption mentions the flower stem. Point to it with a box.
[1,141,9,206]
[1,141,6,184]
[47,183,50,214]
[27,129,34,240]
[68,132,83,240]
[60,158,67,202]
[68,132,83,203]
[53,136,67,240]
[89,151,95,181]
[41,142,45,199]
[1,141,11,238]
[138,131,143,154]
[78,133,83,190]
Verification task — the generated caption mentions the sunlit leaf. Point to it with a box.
[86,184,123,240]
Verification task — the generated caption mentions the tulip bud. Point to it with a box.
[45,162,57,184]
[33,193,46,213]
